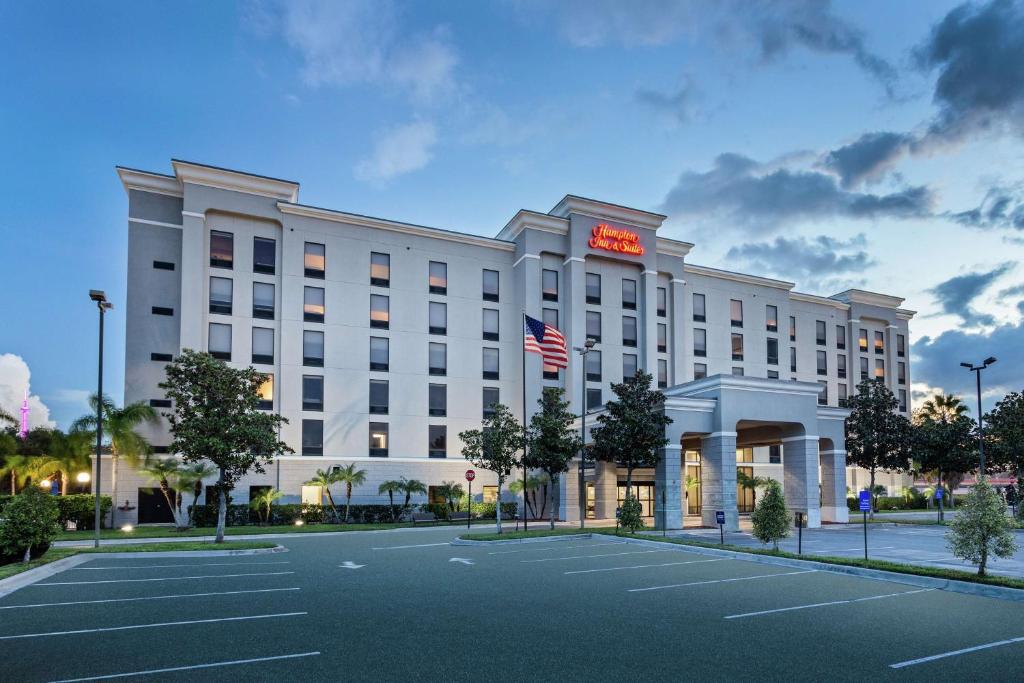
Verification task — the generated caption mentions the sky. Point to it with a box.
[1,0,1023,429]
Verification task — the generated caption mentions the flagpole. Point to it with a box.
[521,312,528,532]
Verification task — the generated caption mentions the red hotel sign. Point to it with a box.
[589,224,644,255]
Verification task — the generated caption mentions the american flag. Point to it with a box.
[524,314,568,368]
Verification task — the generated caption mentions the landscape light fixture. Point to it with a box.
[961,357,997,473]
[76,471,91,483]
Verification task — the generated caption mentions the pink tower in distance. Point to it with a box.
[18,389,29,439]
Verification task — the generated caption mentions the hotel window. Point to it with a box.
[623,354,638,379]
[482,387,499,418]
[483,348,500,380]
[657,359,668,388]
[769,445,782,464]
[586,311,602,343]
[837,354,847,378]
[542,269,559,301]
[252,282,274,320]
[838,383,848,406]
[657,323,667,353]
[693,293,706,322]
[875,358,885,379]
[859,328,868,352]
[369,379,389,414]
[818,381,828,406]
[208,323,231,361]
[210,230,233,269]
[816,350,827,376]
[622,279,637,310]
[694,328,707,357]
[304,287,325,323]
[731,333,743,361]
[767,370,779,379]
[369,423,389,457]
[429,261,447,294]
[151,353,173,362]
[302,420,323,456]
[898,361,906,385]
[150,399,171,409]
[482,486,498,504]
[429,383,447,417]
[766,305,778,332]
[694,363,708,380]
[543,307,558,330]
[303,330,324,367]
[732,366,744,376]
[370,294,389,329]
[790,347,797,373]
[622,316,638,347]
[586,273,601,304]
[483,309,499,341]
[899,389,908,412]
[256,374,273,410]
[836,325,846,350]
[370,337,388,371]
[730,299,743,328]
[253,237,275,275]
[209,277,232,315]
[428,426,447,458]
[482,269,499,302]
[586,350,602,382]
[860,356,869,380]
[304,242,325,279]
[429,302,447,335]
[586,388,602,411]
[370,252,390,287]
[789,316,796,342]
[766,338,778,366]
[300,485,320,504]
[153,260,174,270]
[657,287,667,317]
[251,327,274,365]
[302,375,323,411]
[874,331,884,354]
[897,334,906,357]
[816,320,827,346]
[429,342,447,376]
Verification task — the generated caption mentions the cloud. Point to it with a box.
[947,185,1024,230]
[660,152,933,229]
[998,283,1024,300]
[0,353,55,430]
[636,78,699,123]
[818,131,915,188]
[913,319,1024,402]
[354,121,438,183]
[724,234,874,291]
[927,262,1015,326]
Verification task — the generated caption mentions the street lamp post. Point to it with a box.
[960,357,996,475]
[89,290,112,549]
[574,339,597,529]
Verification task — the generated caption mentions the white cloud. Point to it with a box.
[0,353,55,430]
[355,121,438,183]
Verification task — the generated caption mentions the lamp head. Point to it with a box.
[984,357,997,366]
[584,338,596,349]
[960,362,972,369]
[89,290,107,303]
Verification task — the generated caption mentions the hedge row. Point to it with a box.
[0,494,112,529]
[189,501,519,527]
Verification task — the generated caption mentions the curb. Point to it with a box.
[452,533,595,546]
[0,554,93,599]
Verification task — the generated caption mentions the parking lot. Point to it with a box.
[2,526,1023,681]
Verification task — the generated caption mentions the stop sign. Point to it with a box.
[465,469,476,482]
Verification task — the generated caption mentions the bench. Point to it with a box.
[411,512,438,525]
[448,512,471,522]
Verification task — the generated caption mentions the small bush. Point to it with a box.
[0,488,61,564]
[752,480,789,550]
[619,495,645,533]
[56,495,112,530]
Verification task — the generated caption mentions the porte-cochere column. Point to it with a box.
[820,446,849,523]
[700,432,738,531]
[782,435,822,528]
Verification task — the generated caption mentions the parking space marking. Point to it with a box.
[724,588,934,619]
[489,542,627,555]
[628,569,816,592]
[890,635,1024,669]
[522,549,674,563]
[564,558,728,575]
[802,546,897,554]
[371,542,450,550]
[0,587,301,611]
[0,612,306,641]
[34,571,295,586]
[49,651,322,682]
[71,561,291,571]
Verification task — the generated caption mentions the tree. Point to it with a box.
[435,481,465,514]
[0,488,61,563]
[72,395,159,526]
[379,479,404,522]
[400,477,427,512]
[249,488,284,525]
[947,480,1017,576]
[0,406,17,427]
[524,388,581,529]
[140,457,194,531]
[619,495,645,533]
[460,403,524,534]
[736,471,773,510]
[33,430,92,495]
[986,392,1024,519]
[751,479,789,550]
[159,350,292,542]
[590,370,672,496]
[510,474,550,520]
[306,468,342,522]
[912,410,977,511]
[333,463,367,523]
[920,393,968,422]
[845,380,912,518]
[0,433,24,494]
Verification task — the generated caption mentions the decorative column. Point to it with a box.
[671,278,688,385]
[595,460,619,520]
[782,434,822,528]
[179,210,206,351]
[642,269,659,373]
[655,444,683,530]
[563,257,586,415]
[885,324,898,394]
[820,447,849,523]
[700,432,739,530]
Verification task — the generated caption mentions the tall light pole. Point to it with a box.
[960,357,996,475]
[574,338,596,529]
[90,290,112,548]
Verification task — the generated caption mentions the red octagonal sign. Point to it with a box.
[465,469,476,482]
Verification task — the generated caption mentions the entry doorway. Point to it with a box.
[137,487,174,524]
[737,466,755,513]
[685,449,702,515]
[617,482,654,518]
[585,482,596,519]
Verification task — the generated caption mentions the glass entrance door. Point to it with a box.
[617,482,655,517]
[737,466,755,513]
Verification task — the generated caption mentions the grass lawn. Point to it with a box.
[0,540,278,581]
[56,519,495,541]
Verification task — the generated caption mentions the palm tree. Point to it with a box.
[737,471,773,509]
[305,468,341,522]
[72,395,159,526]
[509,474,548,519]
[176,461,216,527]
[400,477,427,513]
[0,406,16,427]
[33,431,92,495]
[0,453,34,494]
[379,479,404,522]
[333,463,367,523]
[249,488,284,525]
[920,394,968,423]
[436,480,465,514]
[139,457,193,530]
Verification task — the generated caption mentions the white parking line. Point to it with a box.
[890,635,1024,669]
[724,588,934,619]
[0,587,301,610]
[489,542,626,555]
[565,558,728,575]
[72,561,291,571]
[49,651,322,681]
[522,549,673,563]
[806,546,897,554]
[35,571,294,586]
[628,569,816,592]
[0,612,306,641]
[371,542,450,550]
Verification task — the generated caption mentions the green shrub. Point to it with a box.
[56,495,112,530]
[0,489,61,564]
[619,495,645,533]
[752,479,789,550]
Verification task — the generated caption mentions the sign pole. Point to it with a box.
[936,487,944,523]
[796,512,803,555]
[716,510,725,545]
[858,489,871,561]
[863,510,868,560]
[465,469,475,530]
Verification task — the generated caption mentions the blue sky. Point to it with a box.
[2,0,1023,429]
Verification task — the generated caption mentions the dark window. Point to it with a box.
[209,277,232,315]
[369,380,389,414]
[253,237,275,274]
[732,366,744,376]
[302,376,323,411]
[657,359,668,388]
[817,350,827,376]
[303,330,324,367]
[789,316,797,342]
[898,361,906,385]
[152,306,173,316]
[304,287,325,323]
[253,282,275,320]
[370,252,390,287]
[483,269,499,302]
[370,294,389,329]
[428,425,447,458]
[482,387,499,419]
[151,353,173,362]
[897,334,906,357]
[429,302,447,335]
[586,311,601,343]
[623,354,638,379]
[766,305,778,332]
[543,307,558,330]
[860,356,869,380]
[483,348,499,380]
[622,316,638,347]
[429,261,447,294]
[693,293,706,322]
[837,354,847,378]
[369,422,389,457]
[149,399,171,408]
[859,329,868,352]
[153,260,175,271]
[586,388,602,411]
[210,231,233,269]
[586,350,602,382]
[482,308,499,341]
[694,328,707,357]
[586,273,601,304]
[370,337,389,371]
[251,327,274,365]
[302,420,323,456]
[730,299,743,328]
[836,325,846,350]
[208,323,231,361]
[816,320,827,346]
[790,347,797,373]
[542,269,558,301]
[657,287,667,317]
[657,323,667,353]
[766,338,778,365]
[818,381,828,406]
[731,333,743,361]
[622,279,637,310]
[429,384,447,416]
[304,242,325,279]
[769,445,781,464]
[694,363,707,380]
[429,342,446,376]
[767,370,779,379]
[899,389,907,412]
[838,383,848,406]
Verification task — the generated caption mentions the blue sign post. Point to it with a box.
[715,510,725,545]
[859,490,871,560]
[936,487,944,523]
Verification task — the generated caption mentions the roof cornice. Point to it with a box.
[671,374,825,398]
[790,291,851,310]
[656,237,694,258]
[172,160,299,202]
[895,309,917,320]
[116,167,183,198]
[830,288,905,309]
[549,195,666,230]
[684,263,794,291]
[496,209,569,241]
